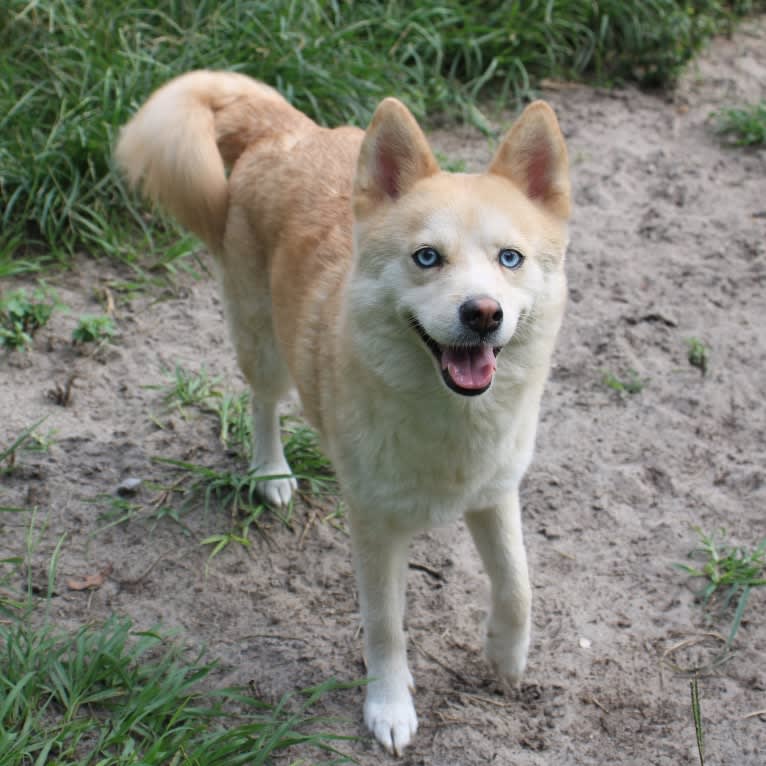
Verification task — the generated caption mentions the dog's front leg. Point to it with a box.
[350,518,417,756]
[464,491,531,686]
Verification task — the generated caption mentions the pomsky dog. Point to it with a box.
[116,71,570,756]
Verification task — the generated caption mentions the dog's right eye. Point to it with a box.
[412,246,442,269]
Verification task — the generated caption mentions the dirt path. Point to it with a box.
[2,18,765,765]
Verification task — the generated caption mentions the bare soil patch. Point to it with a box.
[2,18,765,765]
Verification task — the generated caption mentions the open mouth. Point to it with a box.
[411,318,501,397]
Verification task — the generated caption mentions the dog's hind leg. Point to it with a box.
[219,214,297,508]
[247,392,296,507]
[464,491,531,686]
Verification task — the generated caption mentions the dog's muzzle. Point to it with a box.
[410,317,501,397]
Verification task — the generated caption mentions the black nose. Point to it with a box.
[459,297,503,335]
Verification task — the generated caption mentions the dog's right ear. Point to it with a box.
[353,98,439,215]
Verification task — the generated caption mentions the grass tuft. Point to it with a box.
[686,338,710,376]
[676,527,766,647]
[0,615,354,764]
[0,511,31,617]
[602,369,646,395]
[152,457,281,521]
[715,101,766,146]
[1,418,49,475]
[156,364,336,492]
[283,418,337,496]
[207,391,253,459]
[95,365,339,555]
[71,314,117,344]
[159,364,223,411]
[0,288,58,350]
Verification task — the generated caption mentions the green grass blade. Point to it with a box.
[690,677,705,766]
[727,584,751,648]
[1,417,48,463]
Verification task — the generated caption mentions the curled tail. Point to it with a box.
[115,70,313,253]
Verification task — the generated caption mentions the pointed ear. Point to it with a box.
[353,98,439,213]
[489,101,570,219]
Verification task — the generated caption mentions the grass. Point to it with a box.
[0,509,32,617]
[0,517,356,764]
[676,527,766,647]
[282,418,337,496]
[97,365,339,555]
[672,529,765,756]
[715,101,766,146]
[99,434,338,560]
[210,392,253,457]
[71,314,117,344]
[158,365,336,490]
[686,338,710,376]
[0,615,354,765]
[152,457,282,521]
[159,364,223,412]
[20,427,58,454]
[602,369,646,395]
[0,556,26,617]
[151,417,337,519]
[1,418,49,474]
[0,287,59,350]
[2,0,762,272]
[90,364,339,559]
[434,150,467,173]
[690,677,705,766]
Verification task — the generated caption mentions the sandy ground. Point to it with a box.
[2,18,765,766]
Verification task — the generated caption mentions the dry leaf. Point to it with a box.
[67,563,113,591]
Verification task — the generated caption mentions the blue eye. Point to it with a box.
[412,246,442,269]
[499,248,524,270]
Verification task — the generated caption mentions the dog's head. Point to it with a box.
[349,98,570,398]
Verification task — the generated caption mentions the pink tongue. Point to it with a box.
[441,346,496,390]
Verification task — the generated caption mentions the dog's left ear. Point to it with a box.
[489,101,570,220]
[354,98,439,214]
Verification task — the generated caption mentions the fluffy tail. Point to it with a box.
[115,70,313,253]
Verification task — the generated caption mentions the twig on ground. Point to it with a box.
[114,552,173,587]
[408,561,446,581]
[299,510,318,548]
[457,690,515,709]
[661,631,731,675]
[582,693,611,714]
[412,639,472,686]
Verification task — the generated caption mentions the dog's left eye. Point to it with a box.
[412,246,442,269]
[499,248,524,270]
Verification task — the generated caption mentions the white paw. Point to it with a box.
[364,678,417,756]
[485,619,530,688]
[250,462,297,508]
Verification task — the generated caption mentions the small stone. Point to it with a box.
[117,477,142,496]
[539,526,562,540]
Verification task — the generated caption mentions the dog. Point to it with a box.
[116,70,570,755]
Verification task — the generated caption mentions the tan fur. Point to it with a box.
[115,71,313,251]
[116,70,570,756]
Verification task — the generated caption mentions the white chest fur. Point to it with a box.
[329,372,543,530]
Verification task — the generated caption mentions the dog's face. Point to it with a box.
[350,99,570,398]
